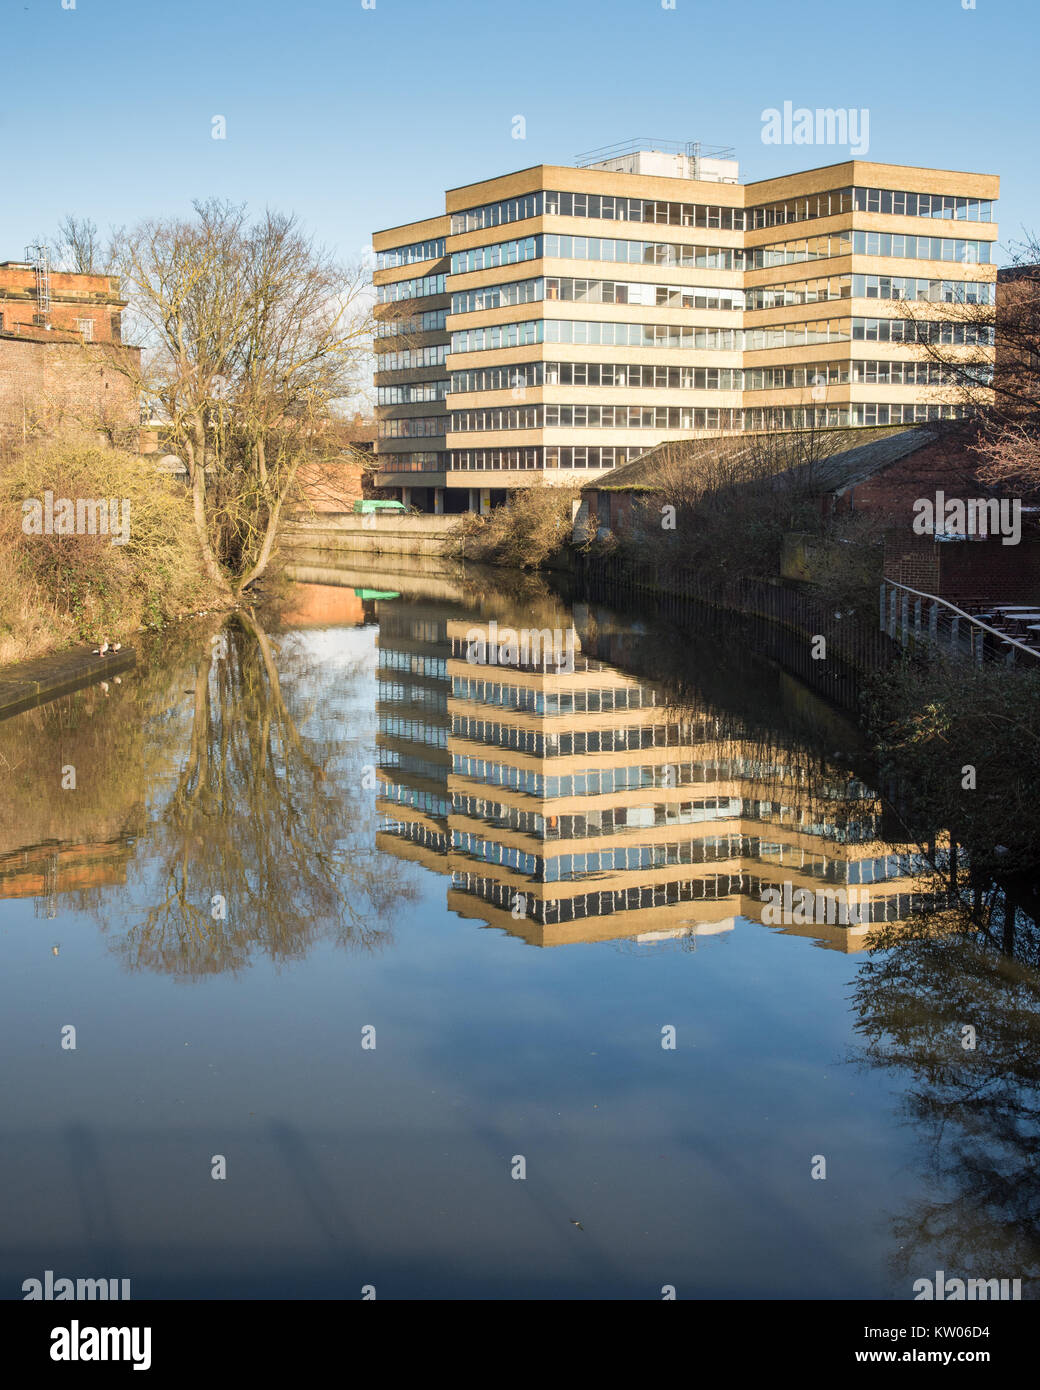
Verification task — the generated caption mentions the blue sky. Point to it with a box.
[4,0,1036,264]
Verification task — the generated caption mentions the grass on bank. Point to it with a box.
[0,441,224,666]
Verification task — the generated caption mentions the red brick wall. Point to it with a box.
[884,536,1040,606]
[835,436,994,532]
[0,337,141,457]
[0,266,126,343]
[295,453,365,512]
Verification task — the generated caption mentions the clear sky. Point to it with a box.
[4,0,1037,265]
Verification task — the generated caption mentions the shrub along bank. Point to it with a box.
[1,440,225,667]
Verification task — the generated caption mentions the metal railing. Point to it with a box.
[879,580,1040,666]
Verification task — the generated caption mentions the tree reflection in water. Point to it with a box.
[850,894,1040,1289]
[114,610,412,977]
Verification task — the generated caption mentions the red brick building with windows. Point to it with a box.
[0,259,141,457]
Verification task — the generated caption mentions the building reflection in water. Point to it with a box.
[373,597,934,952]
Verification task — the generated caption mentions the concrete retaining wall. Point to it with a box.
[280,512,463,557]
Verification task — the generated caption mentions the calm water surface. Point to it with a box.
[1,562,1035,1299]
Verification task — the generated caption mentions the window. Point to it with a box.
[77,318,94,340]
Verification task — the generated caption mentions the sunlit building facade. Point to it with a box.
[372,150,998,512]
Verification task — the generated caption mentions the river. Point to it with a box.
[1,557,1036,1299]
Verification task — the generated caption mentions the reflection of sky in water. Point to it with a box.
[0,595,1033,1299]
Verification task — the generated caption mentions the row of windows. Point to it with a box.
[374,451,444,471]
[452,317,927,353]
[453,833,539,877]
[452,717,693,756]
[374,308,448,339]
[376,273,447,304]
[381,783,452,816]
[449,319,746,352]
[376,381,450,404]
[851,317,994,344]
[451,274,744,314]
[451,400,979,433]
[851,360,991,386]
[377,750,447,782]
[375,344,447,371]
[450,277,543,313]
[746,360,991,389]
[453,754,753,798]
[447,359,988,396]
[378,416,446,438]
[378,681,448,709]
[752,186,994,227]
[450,405,747,431]
[451,235,541,273]
[447,226,991,280]
[379,651,448,677]
[447,447,638,471]
[451,675,659,713]
[380,820,448,853]
[449,190,745,234]
[853,402,973,426]
[545,276,742,309]
[449,274,993,324]
[453,823,751,881]
[379,616,446,642]
[852,187,992,222]
[439,399,975,459]
[379,716,447,746]
[450,233,748,274]
[746,273,994,310]
[853,274,994,304]
[747,276,849,310]
[450,362,744,393]
[852,230,991,263]
[751,233,852,267]
[444,186,993,245]
[450,871,749,926]
[376,237,446,269]
[455,796,746,843]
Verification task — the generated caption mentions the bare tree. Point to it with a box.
[112,199,376,594]
[52,215,115,274]
[902,232,1040,496]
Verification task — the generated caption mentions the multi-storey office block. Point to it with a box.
[372,153,998,511]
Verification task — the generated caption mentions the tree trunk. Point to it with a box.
[234,489,285,593]
[188,427,231,594]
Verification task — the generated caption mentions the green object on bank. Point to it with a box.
[353,499,406,514]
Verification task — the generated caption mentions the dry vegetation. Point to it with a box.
[0,440,222,665]
[451,485,578,569]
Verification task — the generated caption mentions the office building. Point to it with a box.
[372,144,998,512]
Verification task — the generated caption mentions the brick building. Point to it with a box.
[577,424,1040,608]
[0,257,141,457]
